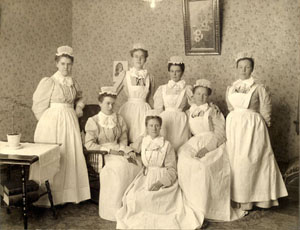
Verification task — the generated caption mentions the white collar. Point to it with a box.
[53,71,73,86]
[97,112,117,129]
[143,135,165,150]
[130,67,148,79]
[168,79,186,89]
[233,77,255,88]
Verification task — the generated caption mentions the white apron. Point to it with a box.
[119,71,151,143]
[160,84,189,152]
[178,107,245,221]
[226,84,288,205]
[116,136,203,229]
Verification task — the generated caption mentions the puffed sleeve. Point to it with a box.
[205,104,226,152]
[153,86,164,113]
[159,143,177,187]
[117,115,133,154]
[84,117,102,151]
[32,77,54,120]
[186,85,193,105]
[225,86,234,112]
[257,85,272,127]
[73,78,85,110]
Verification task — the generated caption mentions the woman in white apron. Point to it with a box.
[114,43,154,143]
[153,56,191,152]
[177,79,246,222]
[226,52,288,211]
[84,87,141,221]
[116,110,204,229]
[31,46,90,205]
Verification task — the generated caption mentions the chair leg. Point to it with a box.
[45,180,57,219]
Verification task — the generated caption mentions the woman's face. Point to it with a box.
[132,50,146,70]
[237,59,253,80]
[193,87,209,106]
[99,96,116,115]
[56,56,73,77]
[169,65,183,82]
[146,118,161,139]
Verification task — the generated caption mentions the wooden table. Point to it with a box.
[0,142,60,230]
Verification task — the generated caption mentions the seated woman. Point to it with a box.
[116,110,203,229]
[177,79,246,221]
[84,87,141,221]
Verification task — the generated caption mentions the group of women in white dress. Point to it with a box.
[31,44,288,229]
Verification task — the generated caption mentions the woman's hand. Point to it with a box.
[109,150,124,156]
[75,106,83,118]
[149,181,163,191]
[195,147,209,159]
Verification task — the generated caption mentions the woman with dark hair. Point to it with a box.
[85,87,141,221]
[31,46,90,206]
[153,56,192,152]
[226,52,288,211]
[116,110,203,229]
[114,43,154,143]
[177,79,246,222]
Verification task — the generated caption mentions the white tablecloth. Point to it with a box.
[0,142,60,185]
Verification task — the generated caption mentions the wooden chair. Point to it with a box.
[79,104,107,203]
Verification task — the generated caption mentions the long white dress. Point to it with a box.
[31,71,90,205]
[154,80,191,152]
[116,135,204,229]
[115,67,154,143]
[85,112,141,221]
[226,77,288,209]
[178,103,246,221]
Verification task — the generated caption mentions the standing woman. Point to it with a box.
[114,43,154,143]
[31,46,90,205]
[153,56,192,151]
[226,52,288,211]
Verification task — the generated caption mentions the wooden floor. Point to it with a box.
[0,187,298,230]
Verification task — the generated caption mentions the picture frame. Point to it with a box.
[113,61,128,83]
[183,0,220,55]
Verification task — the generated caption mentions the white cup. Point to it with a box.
[7,133,21,148]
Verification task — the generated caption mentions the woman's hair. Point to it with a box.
[192,85,212,96]
[236,58,254,69]
[130,49,149,59]
[168,63,185,73]
[98,93,117,103]
[145,116,162,127]
[55,54,74,63]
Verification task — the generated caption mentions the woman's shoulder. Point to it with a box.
[208,102,223,115]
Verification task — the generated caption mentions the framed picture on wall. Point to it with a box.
[183,0,220,55]
[113,61,128,83]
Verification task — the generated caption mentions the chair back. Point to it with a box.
[79,104,101,133]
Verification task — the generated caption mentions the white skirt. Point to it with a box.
[119,99,151,143]
[116,170,203,229]
[226,109,288,204]
[99,154,142,221]
[32,104,90,205]
[160,109,189,152]
[178,132,246,221]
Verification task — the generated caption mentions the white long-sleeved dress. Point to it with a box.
[31,71,90,205]
[226,77,288,209]
[178,103,246,221]
[114,67,154,143]
[153,80,191,152]
[116,135,204,229]
[85,112,141,221]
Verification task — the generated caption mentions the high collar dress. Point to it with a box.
[31,71,90,205]
[177,103,246,221]
[226,77,288,209]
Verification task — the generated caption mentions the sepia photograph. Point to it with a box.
[0,0,298,230]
